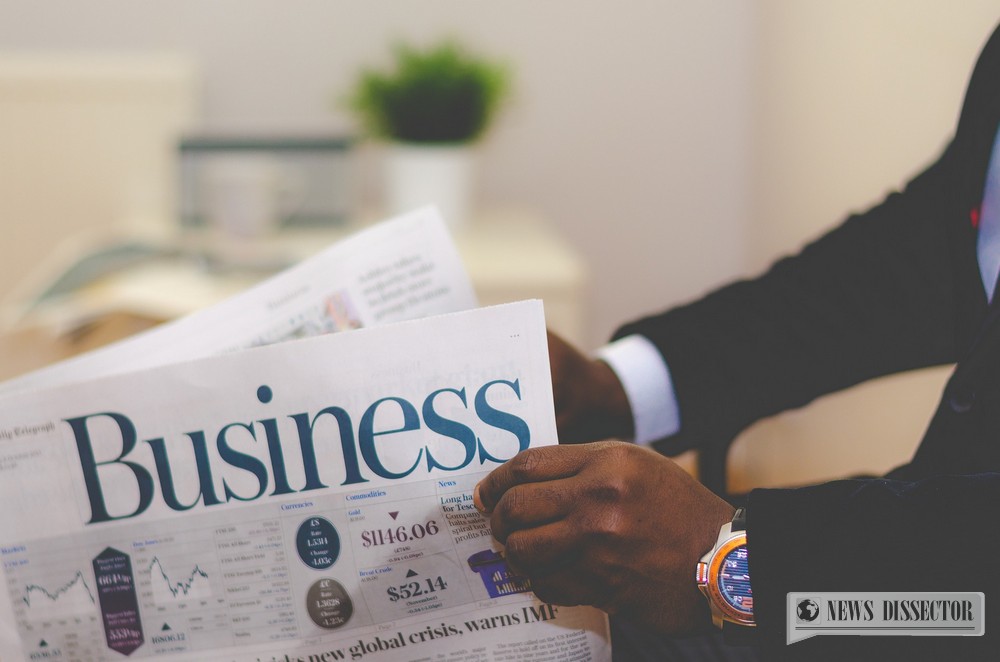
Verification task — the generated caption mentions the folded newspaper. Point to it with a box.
[0,209,612,661]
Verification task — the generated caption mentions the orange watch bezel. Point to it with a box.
[705,532,754,626]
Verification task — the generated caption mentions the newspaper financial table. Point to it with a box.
[2,472,522,660]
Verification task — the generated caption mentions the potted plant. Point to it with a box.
[348,41,509,229]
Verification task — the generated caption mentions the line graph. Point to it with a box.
[20,570,97,619]
[147,556,213,604]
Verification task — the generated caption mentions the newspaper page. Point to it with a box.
[0,207,477,396]
[0,300,612,661]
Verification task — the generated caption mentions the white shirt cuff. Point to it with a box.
[597,334,681,445]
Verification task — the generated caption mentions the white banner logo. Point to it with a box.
[787,592,984,644]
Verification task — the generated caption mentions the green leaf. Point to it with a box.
[346,40,510,143]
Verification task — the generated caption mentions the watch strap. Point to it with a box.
[723,621,756,646]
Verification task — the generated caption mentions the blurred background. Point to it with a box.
[1,0,999,492]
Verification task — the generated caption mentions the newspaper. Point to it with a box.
[0,214,612,661]
[0,207,478,396]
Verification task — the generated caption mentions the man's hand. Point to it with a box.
[548,331,633,443]
[474,441,735,634]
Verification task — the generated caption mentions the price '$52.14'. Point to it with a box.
[386,575,448,602]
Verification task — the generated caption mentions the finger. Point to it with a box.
[502,520,582,574]
[529,567,601,609]
[475,445,591,514]
[488,480,573,543]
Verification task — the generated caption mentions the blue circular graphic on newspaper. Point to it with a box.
[296,517,341,569]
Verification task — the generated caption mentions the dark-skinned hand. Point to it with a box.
[547,331,634,443]
[474,441,735,634]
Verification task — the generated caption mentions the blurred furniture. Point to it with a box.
[178,135,355,229]
[0,209,588,381]
[691,366,952,497]
[455,210,587,346]
[0,53,197,307]
[717,366,952,495]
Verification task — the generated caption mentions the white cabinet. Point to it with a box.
[452,210,587,347]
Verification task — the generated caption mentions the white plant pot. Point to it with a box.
[384,143,474,231]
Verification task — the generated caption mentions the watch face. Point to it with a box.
[717,543,753,617]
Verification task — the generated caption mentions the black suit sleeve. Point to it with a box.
[613,24,1000,455]
[614,146,979,453]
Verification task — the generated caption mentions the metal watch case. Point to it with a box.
[696,520,755,628]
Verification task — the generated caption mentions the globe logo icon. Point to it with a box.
[797,599,820,622]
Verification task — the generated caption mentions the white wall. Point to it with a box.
[0,0,755,348]
[750,1,1000,268]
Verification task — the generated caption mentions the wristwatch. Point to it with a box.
[696,507,755,642]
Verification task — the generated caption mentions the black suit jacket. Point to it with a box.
[614,24,1000,660]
